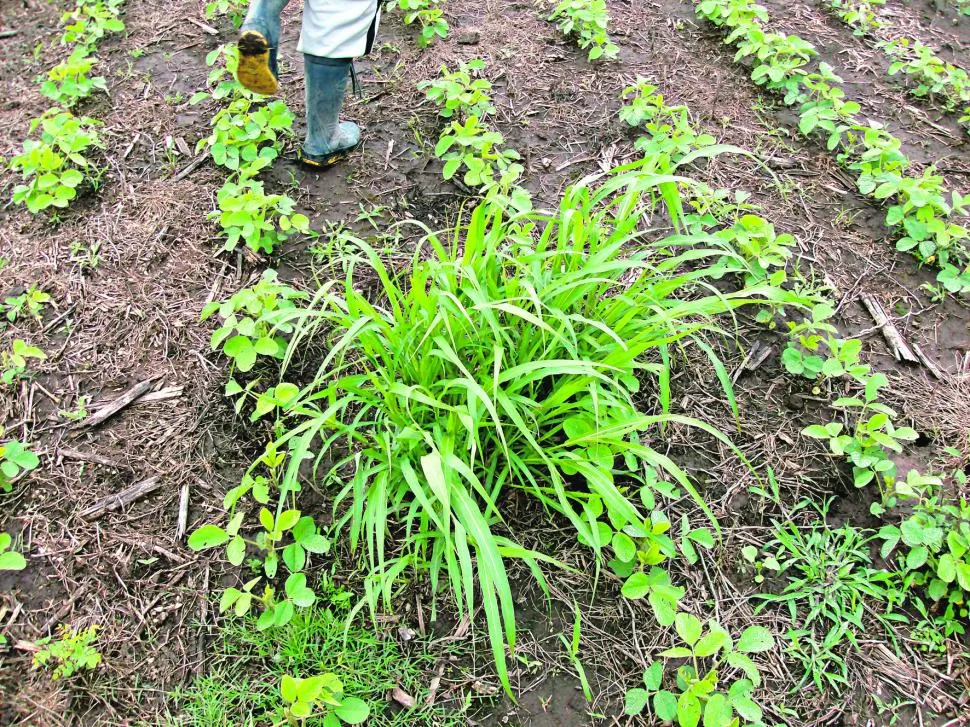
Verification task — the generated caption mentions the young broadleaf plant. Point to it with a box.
[624,613,775,726]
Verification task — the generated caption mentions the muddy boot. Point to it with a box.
[298,55,361,169]
[237,0,289,95]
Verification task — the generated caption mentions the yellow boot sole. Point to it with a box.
[237,30,278,96]
[298,139,362,170]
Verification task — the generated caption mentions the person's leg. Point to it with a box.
[299,54,361,168]
[237,0,290,95]
[295,0,379,167]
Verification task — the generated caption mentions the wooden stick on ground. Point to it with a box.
[58,446,125,469]
[73,376,161,430]
[859,294,919,364]
[169,152,208,182]
[40,582,90,632]
[42,304,77,334]
[185,17,218,35]
[911,343,945,380]
[137,385,184,404]
[176,483,190,541]
[79,476,163,520]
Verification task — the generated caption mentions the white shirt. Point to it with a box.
[298,0,381,58]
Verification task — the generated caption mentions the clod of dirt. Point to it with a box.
[457,29,481,45]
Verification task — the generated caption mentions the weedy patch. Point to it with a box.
[192,162,808,694]
[32,625,103,681]
[6,0,969,722]
[169,605,466,726]
[755,518,904,693]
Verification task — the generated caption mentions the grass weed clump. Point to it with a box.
[251,166,800,691]
[756,517,904,693]
[170,606,462,726]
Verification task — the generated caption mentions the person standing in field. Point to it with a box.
[235,0,380,168]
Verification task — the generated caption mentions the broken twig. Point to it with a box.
[860,294,918,364]
[58,446,125,469]
[79,476,163,520]
[137,385,184,404]
[176,483,190,541]
[911,343,945,380]
[170,152,209,182]
[186,17,218,35]
[74,376,160,430]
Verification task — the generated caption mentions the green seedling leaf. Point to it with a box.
[654,690,678,721]
[621,571,650,599]
[334,697,370,724]
[693,629,729,657]
[188,524,229,550]
[678,691,701,727]
[643,661,664,690]
[613,531,636,562]
[284,572,315,608]
[226,535,246,565]
[0,550,27,570]
[624,687,650,715]
[736,625,774,653]
[675,612,702,646]
[703,693,732,727]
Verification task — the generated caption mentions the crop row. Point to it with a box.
[619,74,970,702]
[1,0,128,577]
[387,0,619,60]
[8,0,125,215]
[549,0,619,60]
[185,42,375,723]
[390,0,450,47]
[696,0,970,297]
[821,0,970,135]
[690,2,970,655]
[191,47,309,255]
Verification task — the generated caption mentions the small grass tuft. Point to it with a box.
[169,605,465,726]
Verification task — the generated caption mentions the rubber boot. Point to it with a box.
[237,0,289,95]
[299,55,361,169]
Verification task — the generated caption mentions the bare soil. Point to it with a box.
[1,0,968,724]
